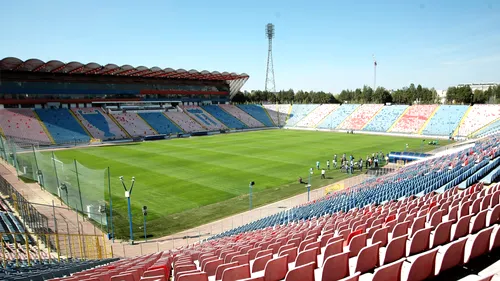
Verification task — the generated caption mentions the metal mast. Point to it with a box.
[372,54,377,90]
[265,23,276,94]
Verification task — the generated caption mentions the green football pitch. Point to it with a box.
[50,129,438,239]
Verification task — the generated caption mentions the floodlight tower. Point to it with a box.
[372,54,377,90]
[265,23,276,94]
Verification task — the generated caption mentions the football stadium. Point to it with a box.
[1,56,500,281]
[1,2,500,280]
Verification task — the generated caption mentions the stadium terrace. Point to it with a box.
[1,57,500,281]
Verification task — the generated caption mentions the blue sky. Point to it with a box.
[1,0,499,93]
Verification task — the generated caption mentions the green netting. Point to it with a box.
[13,144,38,181]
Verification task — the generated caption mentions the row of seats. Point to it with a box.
[295,104,339,128]
[285,105,319,127]
[183,106,227,130]
[459,105,500,137]
[111,112,157,137]
[168,183,500,281]
[262,104,290,127]
[35,109,91,143]
[202,106,247,129]
[0,109,52,144]
[390,105,438,134]
[72,108,128,140]
[338,104,384,131]
[219,105,263,128]
[237,105,275,127]
[420,105,470,136]
[165,112,205,133]
[475,119,500,138]
[138,112,183,135]
[317,104,359,129]
[362,105,409,132]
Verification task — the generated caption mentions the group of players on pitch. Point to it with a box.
[316,152,387,178]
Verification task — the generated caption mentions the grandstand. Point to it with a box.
[389,104,438,134]
[2,56,500,281]
[337,104,383,130]
[316,104,360,129]
[363,105,408,132]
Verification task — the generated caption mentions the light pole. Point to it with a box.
[120,176,135,244]
[249,181,255,210]
[142,206,148,242]
[307,168,313,201]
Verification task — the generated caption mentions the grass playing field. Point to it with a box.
[50,129,437,239]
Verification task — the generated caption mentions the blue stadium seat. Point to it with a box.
[138,112,183,134]
[201,105,247,129]
[316,104,359,129]
[35,109,90,143]
[285,104,319,127]
[421,105,469,136]
[363,105,408,132]
[237,105,275,127]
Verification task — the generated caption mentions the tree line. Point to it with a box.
[232,83,500,105]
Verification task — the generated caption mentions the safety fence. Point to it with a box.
[0,136,109,231]
[0,231,111,266]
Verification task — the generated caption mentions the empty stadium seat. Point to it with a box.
[72,108,128,140]
[421,105,469,136]
[458,105,500,137]
[219,104,264,128]
[138,112,183,135]
[390,105,438,134]
[316,104,360,129]
[202,105,247,129]
[164,111,205,133]
[237,104,275,127]
[363,105,408,132]
[0,109,52,144]
[285,104,319,127]
[111,112,157,137]
[338,104,383,130]
[294,104,339,128]
[35,109,91,143]
[183,106,227,130]
[262,104,290,127]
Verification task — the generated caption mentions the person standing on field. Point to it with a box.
[321,169,326,179]
[327,160,330,170]
[316,161,320,170]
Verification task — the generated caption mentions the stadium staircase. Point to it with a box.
[106,113,133,139]
[336,104,362,129]
[201,105,247,129]
[136,113,159,135]
[138,112,183,135]
[68,109,94,139]
[237,104,275,127]
[417,105,441,135]
[33,110,56,145]
[35,109,91,144]
[453,105,473,137]
[386,105,411,132]
[295,104,339,128]
[162,112,186,133]
[360,105,385,130]
[219,104,264,128]
[471,118,500,138]
[263,105,277,126]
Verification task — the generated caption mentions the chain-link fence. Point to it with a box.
[0,136,108,230]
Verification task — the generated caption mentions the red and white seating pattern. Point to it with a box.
[164,112,205,133]
[458,105,500,137]
[219,105,264,128]
[0,109,52,144]
[296,104,339,128]
[182,106,227,131]
[263,104,291,127]
[71,108,127,140]
[390,105,438,134]
[111,112,157,137]
[49,252,172,281]
[160,182,500,281]
[337,104,384,130]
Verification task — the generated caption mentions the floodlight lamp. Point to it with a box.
[132,177,135,182]
[250,181,255,186]
[119,176,124,181]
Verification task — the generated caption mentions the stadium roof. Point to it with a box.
[0,57,249,96]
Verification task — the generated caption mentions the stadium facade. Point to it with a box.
[0,57,249,108]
